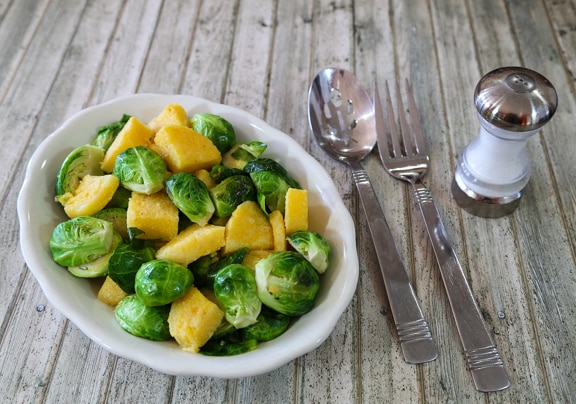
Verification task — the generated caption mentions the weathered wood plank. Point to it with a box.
[301,1,359,403]
[505,0,576,401]
[88,0,164,104]
[137,0,202,94]
[0,0,89,336]
[354,1,422,402]
[180,0,240,102]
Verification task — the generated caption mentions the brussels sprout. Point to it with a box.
[214,264,261,328]
[113,146,167,195]
[92,114,131,151]
[222,141,267,169]
[108,243,156,293]
[68,231,122,278]
[105,186,131,209]
[191,113,236,154]
[255,251,320,316]
[135,259,194,306]
[208,175,256,218]
[115,295,171,341]
[248,170,291,213]
[50,216,114,267]
[200,337,258,356]
[287,231,331,274]
[210,164,247,184]
[210,319,237,340]
[55,145,104,198]
[242,307,291,342]
[190,247,249,288]
[243,157,301,189]
[165,172,215,226]
[243,158,301,213]
[93,207,128,240]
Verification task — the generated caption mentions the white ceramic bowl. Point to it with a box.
[17,94,358,377]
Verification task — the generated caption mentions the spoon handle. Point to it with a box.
[348,159,437,364]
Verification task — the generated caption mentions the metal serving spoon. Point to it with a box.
[308,68,437,364]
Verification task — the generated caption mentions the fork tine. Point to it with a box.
[384,82,402,158]
[396,81,416,156]
[374,82,391,159]
[404,79,426,155]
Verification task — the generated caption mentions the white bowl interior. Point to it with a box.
[17,94,358,377]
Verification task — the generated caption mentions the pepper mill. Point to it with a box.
[452,66,558,218]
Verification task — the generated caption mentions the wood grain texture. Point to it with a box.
[2,0,575,402]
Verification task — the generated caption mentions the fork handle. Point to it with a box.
[348,160,437,364]
[411,180,511,391]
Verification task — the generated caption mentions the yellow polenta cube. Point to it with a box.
[194,168,216,189]
[127,191,179,241]
[101,117,153,172]
[223,201,273,255]
[269,210,286,251]
[242,250,273,269]
[61,174,119,218]
[284,188,308,235]
[153,125,221,173]
[148,103,190,134]
[155,224,226,266]
[97,276,128,306]
[168,287,224,353]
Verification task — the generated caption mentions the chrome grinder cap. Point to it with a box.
[474,66,558,132]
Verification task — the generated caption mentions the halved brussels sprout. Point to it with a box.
[189,247,249,288]
[214,264,261,328]
[165,172,215,226]
[113,146,167,195]
[248,170,291,214]
[92,114,131,151]
[115,295,171,341]
[210,164,247,184]
[243,157,301,189]
[135,259,194,306]
[105,186,131,209]
[191,113,236,154]
[68,231,122,278]
[55,144,104,198]
[200,337,258,356]
[255,251,320,316]
[244,157,301,213]
[50,216,114,267]
[221,141,267,169]
[287,231,331,274]
[208,175,256,218]
[93,207,128,240]
[242,307,291,342]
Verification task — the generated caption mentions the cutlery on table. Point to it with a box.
[308,68,437,364]
[375,80,511,392]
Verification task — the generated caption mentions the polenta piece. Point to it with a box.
[168,286,225,353]
[269,210,286,251]
[242,249,273,269]
[153,125,221,173]
[223,201,273,255]
[97,276,128,306]
[284,188,308,235]
[155,224,226,266]
[127,191,179,241]
[147,103,190,134]
[194,168,216,189]
[101,117,153,172]
[61,174,119,218]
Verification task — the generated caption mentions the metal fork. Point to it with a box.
[374,80,511,392]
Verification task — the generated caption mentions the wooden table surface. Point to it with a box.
[3,0,576,402]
